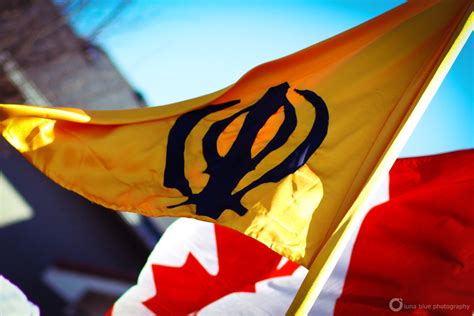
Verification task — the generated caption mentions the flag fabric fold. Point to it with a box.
[0,0,472,271]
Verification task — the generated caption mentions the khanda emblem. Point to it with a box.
[164,82,329,219]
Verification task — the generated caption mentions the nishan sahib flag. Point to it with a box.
[0,0,471,281]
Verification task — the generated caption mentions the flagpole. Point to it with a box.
[287,9,473,316]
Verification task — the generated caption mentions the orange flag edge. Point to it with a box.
[287,6,474,316]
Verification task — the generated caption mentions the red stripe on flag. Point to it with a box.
[334,149,474,315]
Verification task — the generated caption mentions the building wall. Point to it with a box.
[5,0,145,109]
[0,1,155,314]
[22,46,145,109]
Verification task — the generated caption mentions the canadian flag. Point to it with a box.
[109,149,474,315]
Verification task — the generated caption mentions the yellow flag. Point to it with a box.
[0,0,471,277]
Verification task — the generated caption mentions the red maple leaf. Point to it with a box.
[142,224,300,315]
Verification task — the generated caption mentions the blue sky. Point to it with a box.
[70,0,473,157]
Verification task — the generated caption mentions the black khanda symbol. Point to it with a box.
[164,82,329,219]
